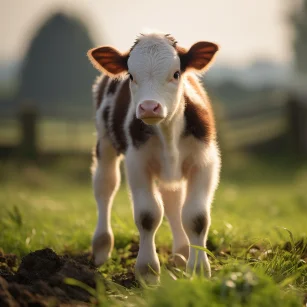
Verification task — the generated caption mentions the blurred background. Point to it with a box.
[1,0,307,157]
[0,0,307,253]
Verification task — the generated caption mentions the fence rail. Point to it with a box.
[0,95,306,156]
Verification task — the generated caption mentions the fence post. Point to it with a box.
[18,104,38,159]
[287,95,307,155]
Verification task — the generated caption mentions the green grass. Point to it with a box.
[0,119,95,151]
[0,153,306,306]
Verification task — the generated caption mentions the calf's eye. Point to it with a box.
[173,71,180,80]
[129,73,134,81]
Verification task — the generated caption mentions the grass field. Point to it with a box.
[0,152,306,306]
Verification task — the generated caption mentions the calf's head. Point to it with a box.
[88,33,218,125]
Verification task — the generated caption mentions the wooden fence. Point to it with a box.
[0,95,307,159]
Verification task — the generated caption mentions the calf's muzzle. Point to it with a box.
[137,100,164,123]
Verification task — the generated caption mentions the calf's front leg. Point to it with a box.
[160,185,189,266]
[182,158,220,277]
[126,152,163,283]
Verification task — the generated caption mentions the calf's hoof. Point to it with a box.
[173,245,189,267]
[92,232,114,266]
[187,257,211,278]
[135,262,160,285]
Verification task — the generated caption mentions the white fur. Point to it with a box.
[128,34,183,123]
[92,33,220,282]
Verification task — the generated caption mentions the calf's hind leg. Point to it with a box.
[92,138,121,266]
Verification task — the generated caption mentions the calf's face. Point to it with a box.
[88,33,219,125]
[128,37,181,125]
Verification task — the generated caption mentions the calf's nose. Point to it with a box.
[138,100,163,119]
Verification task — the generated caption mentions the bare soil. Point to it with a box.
[0,247,138,306]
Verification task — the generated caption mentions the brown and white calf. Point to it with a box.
[88,32,221,282]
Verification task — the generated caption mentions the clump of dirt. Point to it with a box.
[0,276,47,307]
[112,271,139,289]
[0,247,137,306]
[0,242,178,305]
[0,251,17,281]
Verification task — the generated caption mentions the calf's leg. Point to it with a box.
[126,150,163,283]
[92,138,121,266]
[160,185,189,266]
[182,158,220,277]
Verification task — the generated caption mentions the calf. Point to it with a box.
[88,32,221,282]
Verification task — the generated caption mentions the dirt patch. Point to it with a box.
[0,248,137,306]
[112,272,138,289]
[0,241,178,306]
[0,251,18,281]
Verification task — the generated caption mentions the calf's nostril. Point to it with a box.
[153,104,159,112]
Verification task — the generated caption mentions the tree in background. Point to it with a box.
[290,0,307,78]
[288,0,307,154]
[18,13,97,118]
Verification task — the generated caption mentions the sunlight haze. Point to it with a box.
[1,0,293,66]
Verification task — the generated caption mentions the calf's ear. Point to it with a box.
[177,41,219,72]
[87,46,128,77]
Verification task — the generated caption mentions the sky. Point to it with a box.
[0,0,296,67]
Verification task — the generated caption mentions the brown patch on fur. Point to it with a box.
[88,46,129,76]
[111,78,131,153]
[92,233,113,258]
[193,214,208,235]
[183,92,215,143]
[96,76,109,110]
[176,42,218,72]
[102,105,110,134]
[129,115,155,148]
[107,79,119,95]
[95,141,100,159]
[140,212,155,231]
[176,46,189,72]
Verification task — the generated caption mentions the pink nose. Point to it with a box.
[138,100,163,119]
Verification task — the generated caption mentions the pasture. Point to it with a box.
[0,151,306,306]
